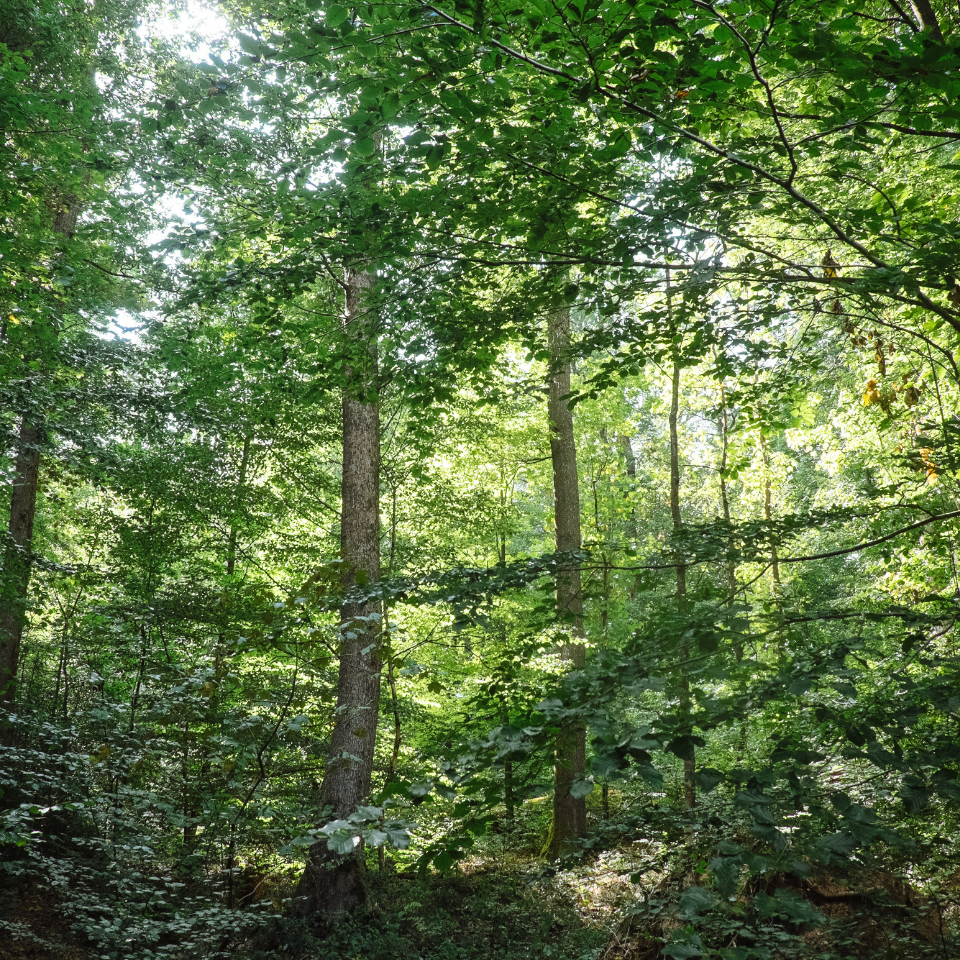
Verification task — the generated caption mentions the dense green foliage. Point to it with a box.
[3,0,960,957]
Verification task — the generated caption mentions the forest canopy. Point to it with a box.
[2,0,960,958]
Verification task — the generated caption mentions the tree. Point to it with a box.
[7,1,960,955]
[541,299,587,859]
[0,0,144,708]
[294,262,384,919]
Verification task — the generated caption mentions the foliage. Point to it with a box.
[3,0,960,957]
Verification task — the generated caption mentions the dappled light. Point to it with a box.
[3,0,960,957]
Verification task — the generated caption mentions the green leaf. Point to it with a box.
[679,886,717,918]
[384,825,411,849]
[569,778,594,799]
[710,856,740,898]
[327,828,360,855]
[327,4,348,27]
[695,767,724,792]
[666,734,705,761]
[289,834,317,847]
[363,828,388,846]
[899,783,930,813]
[591,755,621,778]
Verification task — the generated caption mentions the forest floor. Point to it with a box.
[1,841,955,960]
[287,840,955,960]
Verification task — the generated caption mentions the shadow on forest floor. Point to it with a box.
[280,867,610,960]
[2,847,957,960]
[274,852,958,960]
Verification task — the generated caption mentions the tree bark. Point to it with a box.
[760,435,781,587]
[0,422,41,707]
[669,361,686,600]
[226,433,251,579]
[0,197,79,714]
[717,384,738,607]
[294,265,382,920]
[669,359,696,813]
[542,303,587,859]
[619,434,636,481]
[909,0,944,38]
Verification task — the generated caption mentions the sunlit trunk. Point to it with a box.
[295,264,382,918]
[542,303,587,859]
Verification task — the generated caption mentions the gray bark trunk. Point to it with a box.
[295,265,382,920]
[542,304,587,859]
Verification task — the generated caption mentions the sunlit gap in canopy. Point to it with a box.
[141,0,231,52]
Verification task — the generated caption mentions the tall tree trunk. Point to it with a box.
[0,196,80,714]
[717,384,737,607]
[184,435,254,854]
[0,422,41,707]
[669,359,696,813]
[226,433,251,579]
[620,433,643,599]
[619,434,637,482]
[501,700,516,824]
[717,384,749,760]
[542,303,587,860]
[760,435,781,587]
[294,265,382,920]
[669,362,686,600]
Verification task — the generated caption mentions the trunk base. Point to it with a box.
[291,851,366,923]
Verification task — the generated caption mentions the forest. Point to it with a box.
[2,0,960,957]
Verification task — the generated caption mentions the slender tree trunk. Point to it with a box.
[295,265,382,919]
[186,439,252,854]
[385,484,400,787]
[717,385,738,607]
[760,435,781,587]
[669,359,696,813]
[542,303,587,860]
[717,384,749,760]
[379,607,401,874]
[669,362,686,600]
[619,434,636,482]
[501,701,515,824]
[590,475,611,635]
[0,422,41,708]
[226,433,251,579]
[498,473,508,564]
[620,434,643,599]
